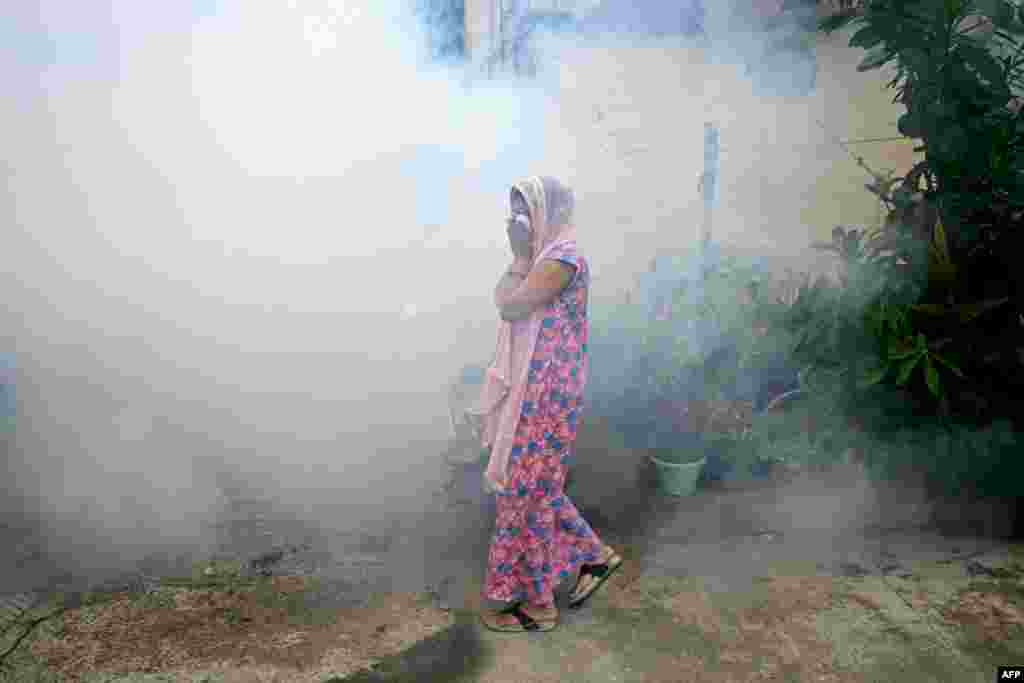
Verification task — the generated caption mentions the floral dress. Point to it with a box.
[483,244,606,606]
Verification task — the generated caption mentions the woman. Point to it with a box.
[473,176,623,633]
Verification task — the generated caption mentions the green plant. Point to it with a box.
[781,225,1023,498]
[0,594,69,681]
[637,309,696,394]
[222,607,242,626]
[816,0,1024,416]
[663,249,770,397]
[589,246,770,424]
[821,0,1024,181]
[783,214,1019,419]
[778,237,878,394]
[740,382,853,471]
[160,559,253,591]
[854,413,1022,496]
[705,429,761,474]
[80,674,188,682]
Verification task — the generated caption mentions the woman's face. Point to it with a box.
[508,190,532,255]
[510,191,530,222]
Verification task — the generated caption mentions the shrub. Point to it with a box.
[588,246,777,421]
[816,0,1024,418]
[754,0,1024,500]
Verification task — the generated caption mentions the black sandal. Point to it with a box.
[480,602,557,633]
[568,552,623,609]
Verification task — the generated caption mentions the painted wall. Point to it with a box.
[803,29,920,239]
[461,3,921,291]
[533,29,921,295]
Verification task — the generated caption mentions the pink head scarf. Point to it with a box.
[471,176,578,494]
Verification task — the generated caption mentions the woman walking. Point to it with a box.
[473,176,622,633]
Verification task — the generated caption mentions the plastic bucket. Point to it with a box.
[649,452,706,497]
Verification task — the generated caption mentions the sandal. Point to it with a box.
[480,602,558,633]
[568,549,623,609]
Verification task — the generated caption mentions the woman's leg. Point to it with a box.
[567,544,620,602]
[480,599,558,631]
[550,450,620,603]
[553,494,618,602]
[522,600,557,622]
[482,409,617,615]
[481,491,560,630]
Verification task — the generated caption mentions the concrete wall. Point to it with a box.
[460,3,921,293]
[534,30,921,297]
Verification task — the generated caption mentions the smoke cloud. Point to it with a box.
[2,0,911,591]
[3,0,557,579]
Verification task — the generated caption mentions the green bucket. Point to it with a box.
[649,452,706,497]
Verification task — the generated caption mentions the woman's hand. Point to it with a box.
[506,217,532,260]
[494,257,532,315]
[509,254,532,274]
[483,472,508,496]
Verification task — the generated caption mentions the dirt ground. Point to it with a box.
[3,415,1023,683]
[4,533,1023,682]
[5,575,454,682]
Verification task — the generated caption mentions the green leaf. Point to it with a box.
[888,347,920,361]
[931,352,966,378]
[976,0,1018,29]
[924,358,941,398]
[888,335,919,360]
[937,124,972,158]
[850,25,885,49]
[858,365,890,389]
[895,356,920,386]
[958,42,1006,86]
[898,111,925,138]
[858,46,895,72]
[910,298,1011,323]
[819,12,859,34]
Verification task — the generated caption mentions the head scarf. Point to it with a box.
[471,176,578,494]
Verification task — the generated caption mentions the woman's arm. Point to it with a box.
[493,256,532,309]
[495,260,574,322]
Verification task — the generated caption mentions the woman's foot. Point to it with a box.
[570,546,616,598]
[568,545,622,608]
[523,603,558,622]
[480,602,558,632]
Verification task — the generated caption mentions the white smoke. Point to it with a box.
[1,0,915,590]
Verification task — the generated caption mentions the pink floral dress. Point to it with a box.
[483,244,606,606]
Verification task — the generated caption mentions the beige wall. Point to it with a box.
[803,30,920,238]
[534,30,922,295]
